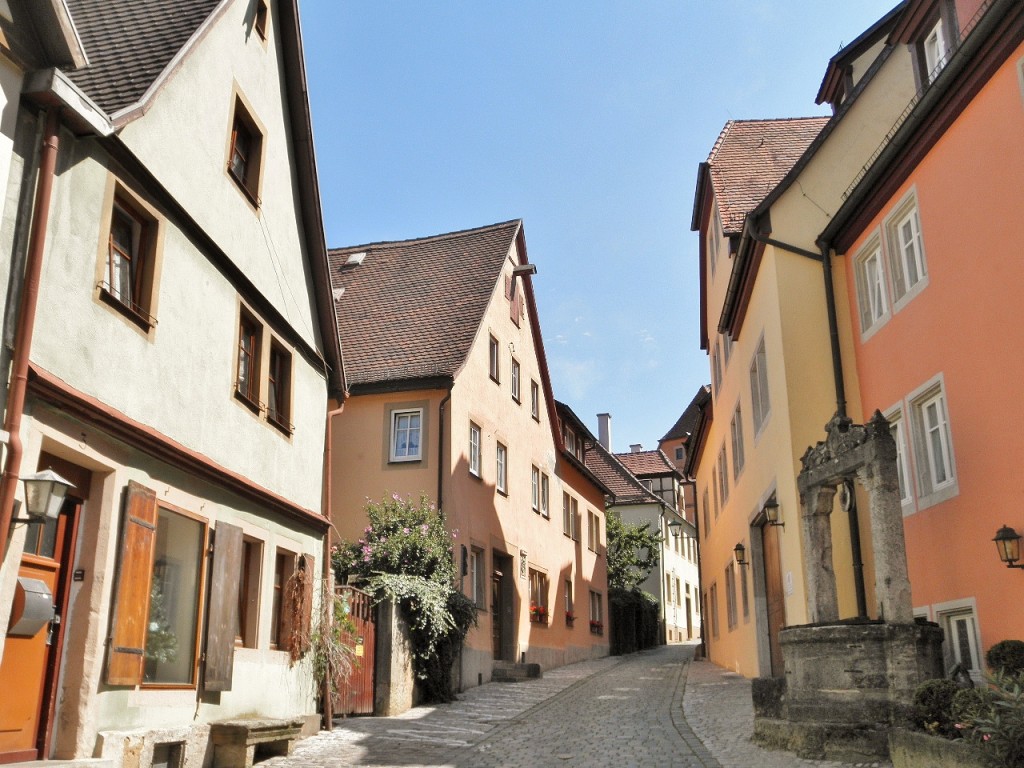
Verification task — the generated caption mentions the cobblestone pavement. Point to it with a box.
[262,643,894,768]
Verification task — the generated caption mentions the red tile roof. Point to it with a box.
[328,221,521,389]
[66,0,221,116]
[584,442,664,506]
[615,449,679,478]
[661,385,711,442]
[707,117,830,235]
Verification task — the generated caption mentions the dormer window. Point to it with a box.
[922,17,948,80]
[254,0,269,40]
[909,2,958,89]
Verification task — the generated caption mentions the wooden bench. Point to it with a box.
[209,718,305,768]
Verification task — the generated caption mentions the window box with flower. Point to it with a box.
[590,620,603,634]
[529,603,548,624]
[565,611,575,626]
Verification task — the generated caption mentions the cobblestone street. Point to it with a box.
[261,644,893,768]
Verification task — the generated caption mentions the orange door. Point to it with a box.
[762,523,786,678]
[0,500,78,763]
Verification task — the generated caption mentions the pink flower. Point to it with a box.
[983,734,991,741]
[392,493,402,502]
[403,527,410,534]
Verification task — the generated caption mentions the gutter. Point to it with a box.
[437,385,453,511]
[0,108,59,558]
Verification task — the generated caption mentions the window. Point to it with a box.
[267,341,292,433]
[707,202,722,277]
[750,337,771,433]
[938,606,981,678]
[717,445,729,504]
[855,239,889,335]
[270,549,296,649]
[236,537,262,648]
[565,427,577,457]
[565,579,574,623]
[674,446,684,461]
[511,358,521,402]
[886,407,913,509]
[587,510,600,552]
[531,380,540,420]
[886,197,928,305]
[730,405,744,480]
[589,590,603,632]
[712,469,719,519]
[722,334,733,365]
[540,474,550,518]
[227,97,263,204]
[711,339,723,395]
[253,0,269,39]
[709,582,719,638]
[910,379,957,504]
[725,563,737,630]
[675,577,682,607]
[470,547,485,608]
[571,498,580,540]
[529,569,549,623]
[496,442,508,494]
[469,422,481,477]
[701,488,710,534]
[562,492,571,536]
[101,192,159,327]
[236,309,262,410]
[390,408,422,462]
[531,466,540,511]
[489,336,500,382]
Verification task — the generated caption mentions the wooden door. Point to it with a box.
[491,567,503,660]
[333,587,375,716]
[0,498,79,763]
[761,523,786,677]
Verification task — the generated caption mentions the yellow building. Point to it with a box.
[327,221,609,691]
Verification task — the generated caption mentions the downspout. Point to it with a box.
[0,108,60,558]
[436,385,452,512]
[321,398,345,730]
[688,475,706,658]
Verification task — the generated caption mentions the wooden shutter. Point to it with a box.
[106,481,158,686]
[203,522,243,692]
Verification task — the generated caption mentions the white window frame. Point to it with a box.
[854,235,890,338]
[923,17,948,81]
[885,192,928,309]
[884,404,915,514]
[908,374,958,509]
[749,336,771,436]
[511,358,521,403]
[470,546,485,608]
[531,465,540,511]
[540,474,550,518]
[469,422,481,477]
[934,598,982,681]
[389,408,423,462]
[717,445,729,503]
[496,442,508,494]
[530,380,540,420]
[730,404,744,480]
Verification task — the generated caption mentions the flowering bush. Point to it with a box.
[957,670,1024,767]
[332,493,475,703]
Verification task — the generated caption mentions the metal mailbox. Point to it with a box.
[7,577,55,637]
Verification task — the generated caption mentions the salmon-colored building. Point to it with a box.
[326,221,609,690]
[818,0,1024,679]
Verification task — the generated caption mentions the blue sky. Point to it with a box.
[299,1,898,453]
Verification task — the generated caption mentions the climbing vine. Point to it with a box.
[332,493,476,703]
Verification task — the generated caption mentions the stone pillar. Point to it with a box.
[857,447,913,623]
[800,485,839,623]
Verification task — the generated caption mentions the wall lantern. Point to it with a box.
[993,525,1024,569]
[14,469,75,524]
[667,519,683,538]
[763,497,784,527]
[734,542,748,567]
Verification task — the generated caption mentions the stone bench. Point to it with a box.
[209,718,304,768]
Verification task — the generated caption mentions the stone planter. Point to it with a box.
[889,728,988,768]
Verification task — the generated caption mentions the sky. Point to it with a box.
[298,1,898,453]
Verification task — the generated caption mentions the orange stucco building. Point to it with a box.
[819,0,1024,678]
[327,221,609,690]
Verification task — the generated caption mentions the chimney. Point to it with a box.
[597,413,612,450]
[630,443,643,453]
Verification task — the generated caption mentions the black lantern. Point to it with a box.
[993,525,1024,569]
[763,497,784,527]
[734,542,748,566]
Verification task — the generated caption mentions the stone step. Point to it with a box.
[491,661,542,682]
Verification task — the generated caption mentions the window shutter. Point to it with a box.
[106,481,158,686]
[203,522,243,692]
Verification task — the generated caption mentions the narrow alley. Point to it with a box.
[262,645,890,768]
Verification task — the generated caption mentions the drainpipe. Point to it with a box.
[436,385,452,512]
[688,475,707,659]
[0,108,60,559]
[818,243,847,419]
[321,398,345,730]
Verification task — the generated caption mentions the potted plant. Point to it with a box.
[565,610,575,626]
[589,619,603,634]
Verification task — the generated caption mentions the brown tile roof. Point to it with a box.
[328,221,521,389]
[65,0,221,116]
[661,385,711,442]
[584,442,663,506]
[707,117,829,235]
[615,449,679,478]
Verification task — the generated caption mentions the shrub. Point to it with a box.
[913,678,960,737]
[952,686,994,732]
[332,493,476,703]
[959,670,1024,768]
[987,640,1024,677]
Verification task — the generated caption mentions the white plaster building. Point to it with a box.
[0,1,343,763]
